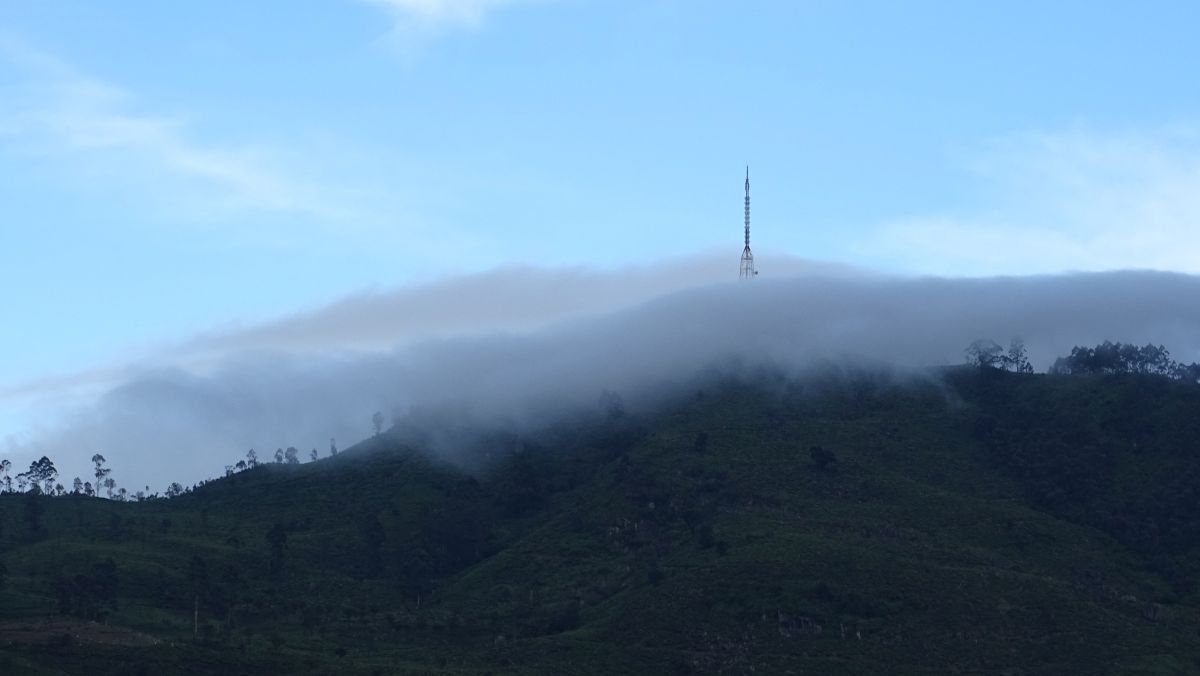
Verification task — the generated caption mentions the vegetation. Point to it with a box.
[1049,340,1200,382]
[2,345,1200,673]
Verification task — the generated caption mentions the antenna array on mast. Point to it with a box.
[739,166,756,279]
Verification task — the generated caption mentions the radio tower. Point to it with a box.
[739,166,756,279]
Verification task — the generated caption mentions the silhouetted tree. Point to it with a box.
[329,438,338,457]
[166,482,184,498]
[20,456,57,494]
[83,481,94,497]
[1006,338,1034,373]
[284,447,300,465]
[274,448,284,464]
[372,411,385,437]
[92,454,110,497]
[0,458,11,493]
[103,477,116,499]
[246,449,258,467]
[310,448,318,462]
[1050,341,1195,378]
[1175,361,1200,384]
[72,477,83,494]
[965,339,1005,369]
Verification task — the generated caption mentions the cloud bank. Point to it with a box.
[6,263,1200,492]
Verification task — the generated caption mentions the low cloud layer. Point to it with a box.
[7,264,1200,492]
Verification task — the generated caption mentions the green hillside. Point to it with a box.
[2,367,1200,675]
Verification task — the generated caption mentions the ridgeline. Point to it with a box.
[2,364,1200,674]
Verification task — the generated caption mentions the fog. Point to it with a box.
[7,263,1200,492]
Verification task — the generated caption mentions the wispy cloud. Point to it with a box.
[0,37,353,223]
[866,126,1200,275]
[360,0,546,49]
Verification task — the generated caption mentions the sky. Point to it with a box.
[2,1,1200,488]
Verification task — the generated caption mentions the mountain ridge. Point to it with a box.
[1,366,1198,674]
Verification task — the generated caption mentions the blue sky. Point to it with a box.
[2,0,1200,457]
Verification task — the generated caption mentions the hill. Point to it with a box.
[2,366,1200,674]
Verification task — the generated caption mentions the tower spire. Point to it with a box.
[739,165,756,279]
[744,166,750,247]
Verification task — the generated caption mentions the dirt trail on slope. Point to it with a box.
[0,619,162,647]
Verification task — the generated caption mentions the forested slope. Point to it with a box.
[2,367,1199,675]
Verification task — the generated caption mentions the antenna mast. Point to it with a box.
[739,166,756,279]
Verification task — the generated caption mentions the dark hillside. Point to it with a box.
[2,368,1199,674]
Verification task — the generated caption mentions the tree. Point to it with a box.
[1006,338,1034,373]
[103,477,116,499]
[166,482,184,498]
[19,457,57,494]
[1049,341,1195,379]
[284,447,300,465]
[372,411,385,437]
[0,458,11,493]
[965,339,1005,369]
[274,448,284,464]
[809,445,837,471]
[1175,361,1200,384]
[309,448,318,462]
[83,481,94,497]
[92,454,110,493]
[329,438,338,457]
[72,477,83,494]
[246,449,258,468]
[235,460,246,472]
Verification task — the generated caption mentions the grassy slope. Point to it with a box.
[1,369,1198,675]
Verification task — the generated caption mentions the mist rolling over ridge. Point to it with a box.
[10,263,1200,491]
